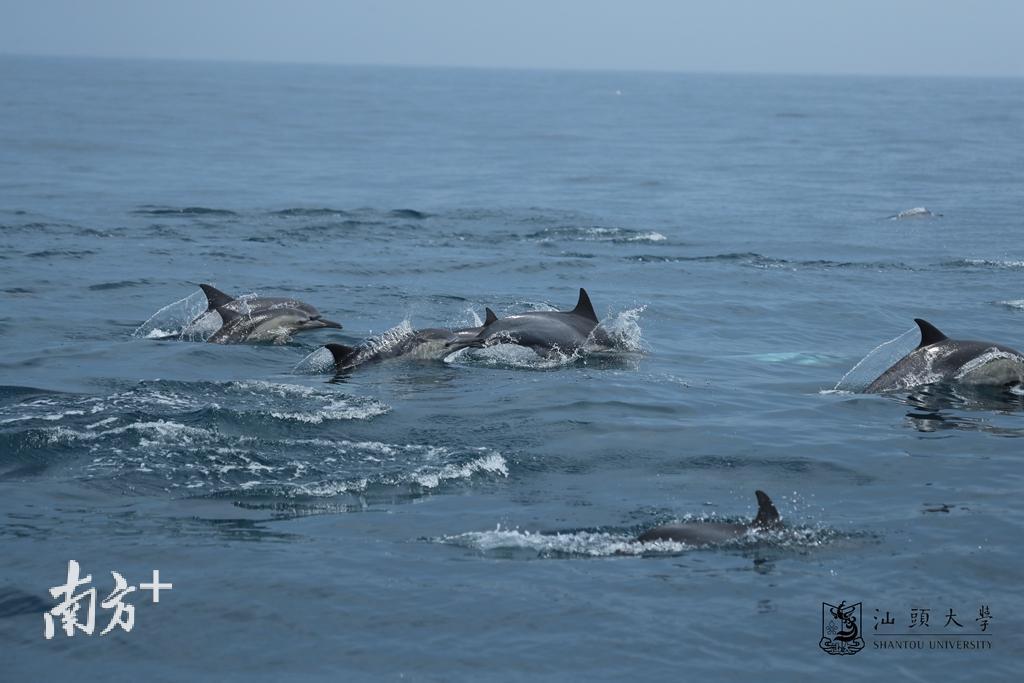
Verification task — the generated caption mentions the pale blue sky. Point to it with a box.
[3,0,1022,77]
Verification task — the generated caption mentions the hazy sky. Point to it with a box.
[3,0,1023,77]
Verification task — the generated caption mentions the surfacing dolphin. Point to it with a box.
[194,284,341,344]
[208,305,341,344]
[865,319,1024,393]
[197,284,331,321]
[444,288,610,357]
[325,310,499,371]
[637,490,782,545]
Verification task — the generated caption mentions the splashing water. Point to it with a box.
[133,290,276,342]
[591,305,647,352]
[447,305,647,370]
[352,321,416,362]
[447,343,583,370]
[293,346,336,374]
[132,290,208,339]
[888,207,941,220]
[435,522,840,558]
[830,326,918,392]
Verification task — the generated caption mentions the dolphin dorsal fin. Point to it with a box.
[571,288,598,323]
[753,490,781,528]
[914,319,948,348]
[324,343,359,368]
[484,308,498,326]
[199,284,235,312]
[215,305,241,323]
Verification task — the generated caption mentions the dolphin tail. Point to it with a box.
[571,288,598,323]
[199,284,235,312]
[914,319,948,348]
[484,307,499,326]
[324,343,361,369]
[753,490,781,528]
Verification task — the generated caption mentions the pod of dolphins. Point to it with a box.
[159,282,1024,546]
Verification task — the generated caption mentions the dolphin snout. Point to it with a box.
[305,317,343,330]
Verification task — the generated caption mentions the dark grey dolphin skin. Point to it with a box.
[865,319,1024,393]
[208,305,341,344]
[198,284,330,321]
[325,310,499,371]
[638,490,782,545]
[444,288,610,357]
[197,284,341,344]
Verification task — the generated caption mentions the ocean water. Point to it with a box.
[1,55,1023,680]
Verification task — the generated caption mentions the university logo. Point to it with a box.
[820,601,865,656]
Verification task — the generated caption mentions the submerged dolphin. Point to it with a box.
[638,490,782,545]
[444,288,610,357]
[865,319,1024,393]
[195,284,341,343]
[325,310,499,371]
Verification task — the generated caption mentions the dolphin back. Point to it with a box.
[637,489,782,544]
[326,343,362,369]
[866,319,1024,392]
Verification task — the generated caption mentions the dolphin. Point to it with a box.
[637,490,782,545]
[197,284,331,321]
[888,207,942,220]
[194,284,341,343]
[325,310,499,371]
[865,319,1024,393]
[444,288,610,357]
[208,305,341,344]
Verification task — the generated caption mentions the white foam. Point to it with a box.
[440,527,648,556]
[412,452,508,488]
[269,398,390,423]
[889,207,940,220]
[959,259,1024,269]
[591,305,647,352]
[439,523,834,557]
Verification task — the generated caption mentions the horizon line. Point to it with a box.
[2,50,1021,82]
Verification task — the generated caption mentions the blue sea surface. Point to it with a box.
[1,55,1023,680]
